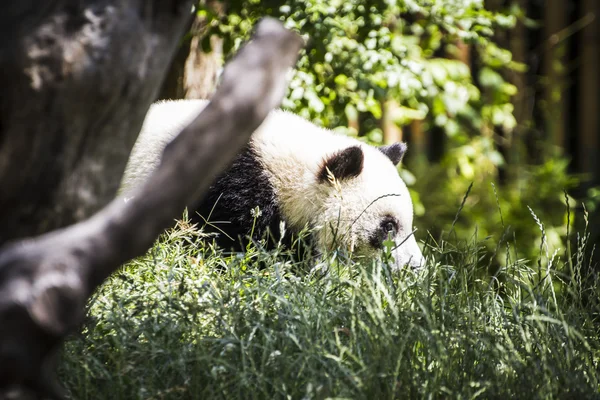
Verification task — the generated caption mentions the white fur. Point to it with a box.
[121,100,209,191]
[121,99,424,269]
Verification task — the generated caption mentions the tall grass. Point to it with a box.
[59,210,600,399]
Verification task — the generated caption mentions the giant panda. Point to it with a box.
[121,100,424,269]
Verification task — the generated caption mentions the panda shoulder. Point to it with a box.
[134,100,208,151]
[140,99,209,140]
[255,108,361,153]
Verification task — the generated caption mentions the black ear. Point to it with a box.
[318,145,364,183]
[378,142,407,166]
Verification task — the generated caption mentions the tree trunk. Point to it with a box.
[183,21,223,99]
[158,34,193,100]
[0,1,196,245]
[158,10,225,101]
[578,0,599,178]
[0,2,303,397]
[381,99,403,144]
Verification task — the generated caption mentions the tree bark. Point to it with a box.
[158,12,225,101]
[381,99,403,144]
[0,1,194,245]
[0,2,303,397]
[183,18,224,99]
[157,31,194,100]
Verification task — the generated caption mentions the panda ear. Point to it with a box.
[318,145,364,183]
[378,142,407,166]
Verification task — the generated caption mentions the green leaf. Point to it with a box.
[479,67,504,88]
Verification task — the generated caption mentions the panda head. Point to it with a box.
[314,141,424,270]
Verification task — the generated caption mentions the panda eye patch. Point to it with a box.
[369,217,399,249]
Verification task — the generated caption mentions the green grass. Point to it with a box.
[59,216,600,399]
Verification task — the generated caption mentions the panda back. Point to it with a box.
[192,143,283,251]
[120,99,210,193]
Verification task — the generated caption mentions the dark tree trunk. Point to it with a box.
[158,32,194,100]
[0,2,303,398]
[0,1,197,245]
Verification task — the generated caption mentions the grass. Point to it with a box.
[59,213,600,399]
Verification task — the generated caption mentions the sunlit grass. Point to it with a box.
[59,212,600,399]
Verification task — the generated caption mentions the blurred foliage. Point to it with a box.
[195,0,587,267]
[200,0,519,135]
[417,158,578,266]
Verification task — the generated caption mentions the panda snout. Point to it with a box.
[406,253,425,269]
[393,235,424,270]
[394,252,424,270]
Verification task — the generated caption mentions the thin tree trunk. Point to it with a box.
[184,25,223,99]
[382,99,403,144]
[543,0,569,150]
[158,7,225,101]
[578,1,599,177]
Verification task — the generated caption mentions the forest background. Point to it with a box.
[158,0,600,269]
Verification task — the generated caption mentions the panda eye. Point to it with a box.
[381,219,397,237]
[369,218,399,249]
[384,222,395,233]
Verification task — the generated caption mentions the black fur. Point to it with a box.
[317,145,364,183]
[378,142,407,166]
[368,215,399,249]
[192,144,284,252]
